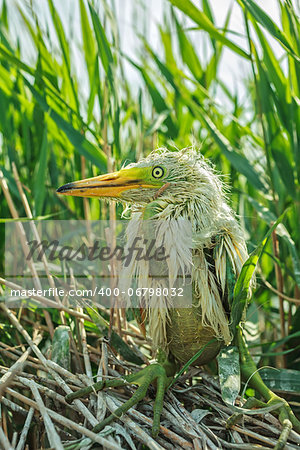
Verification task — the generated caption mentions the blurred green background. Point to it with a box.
[0,0,299,375]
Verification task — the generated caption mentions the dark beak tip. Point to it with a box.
[56,183,74,194]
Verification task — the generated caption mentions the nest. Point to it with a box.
[1,303,300,450]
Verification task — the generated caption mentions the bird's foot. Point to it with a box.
[234,326,300,448]
[227,394,300,450]
[65,363,171,437]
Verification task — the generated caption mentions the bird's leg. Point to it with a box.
[228,326,300,448]
[65,354,178,437]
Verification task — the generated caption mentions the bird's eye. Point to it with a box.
[152,166,165,179]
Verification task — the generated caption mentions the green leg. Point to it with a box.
[65,360,177,437]
[231,326,300,449]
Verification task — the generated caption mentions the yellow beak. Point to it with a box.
[56,168,159,198]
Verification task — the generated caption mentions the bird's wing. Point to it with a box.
[192,231,249,345]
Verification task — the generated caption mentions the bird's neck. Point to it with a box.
[135,194,238,249]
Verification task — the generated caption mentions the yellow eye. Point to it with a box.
[152,166,165,179]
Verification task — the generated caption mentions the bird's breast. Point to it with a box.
[166,306,223,366]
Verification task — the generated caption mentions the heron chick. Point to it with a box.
[58,147,300,441]
[58,148,248,357]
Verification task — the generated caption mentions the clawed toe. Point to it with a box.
[65,363,169,437]
[226,394,300,449]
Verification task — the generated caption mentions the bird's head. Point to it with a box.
[57,147,224,210]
